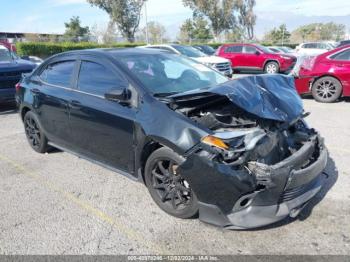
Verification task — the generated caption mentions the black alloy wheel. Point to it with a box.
[145,147,198,219]
[24,111,49,153]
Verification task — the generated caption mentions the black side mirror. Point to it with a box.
[105,87,131,104]
[255,51,260,55]
[21,55,30,60]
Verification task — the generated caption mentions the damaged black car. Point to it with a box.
[16,48,328,229]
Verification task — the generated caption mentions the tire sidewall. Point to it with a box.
[144,147,199,219]
[24,111,48,153]
[312,77,342,103]
[264,61,279,74]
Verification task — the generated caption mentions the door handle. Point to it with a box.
[69,100,82,109]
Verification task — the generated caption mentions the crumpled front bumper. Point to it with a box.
[180,135,328,229]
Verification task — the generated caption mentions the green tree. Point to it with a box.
[263,24,290,44]
[142,21,167,44]
[183,0,236,40]
[178,19,195,43]
[87,0,144,42]
[291,22,346,42]
[64,16,90,41]
[178,16,213,43]
[235,0,256,40]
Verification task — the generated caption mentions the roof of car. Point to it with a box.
[55,47,169,58]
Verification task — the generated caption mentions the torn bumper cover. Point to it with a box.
[178,135,328,229]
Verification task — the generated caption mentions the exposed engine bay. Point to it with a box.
[168,94,321,189]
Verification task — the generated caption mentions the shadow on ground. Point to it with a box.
[0,103,17,115]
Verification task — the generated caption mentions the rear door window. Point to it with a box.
[40,60,75,87]
[77,61,127,96]
[330,49,350,61]
[243,46,257,54]
[225,45,243,53]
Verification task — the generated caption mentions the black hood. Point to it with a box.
[170,74,303,123]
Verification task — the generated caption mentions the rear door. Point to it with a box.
[222,45,243,68]
[68,55,137,173]
[33,58,78,147]
[329,48,350,93]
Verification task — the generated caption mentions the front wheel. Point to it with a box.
[264,61,279,74]
[145,147,199,219]
[311,76,342,103]
[24,111,49,153]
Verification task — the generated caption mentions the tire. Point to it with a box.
[24,111,49,153]
[311,76,342,103]
[264,61,279,74]
[144,147,199,219]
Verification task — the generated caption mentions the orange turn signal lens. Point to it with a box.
[201,135,229,150]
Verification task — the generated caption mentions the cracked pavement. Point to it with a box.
[0,98,349,255]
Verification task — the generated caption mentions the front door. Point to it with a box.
[68,57,136,174]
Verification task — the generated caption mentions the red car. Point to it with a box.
[295,45,350,103]
[216,43,297,74]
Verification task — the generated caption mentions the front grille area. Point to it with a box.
[214,62,231,72]
[278,175,320,203]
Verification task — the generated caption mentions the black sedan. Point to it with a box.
[16,48,328,229]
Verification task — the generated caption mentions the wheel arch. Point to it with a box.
[138,139,163,184]
[311,74,343,94]
[263,59,280,70]
[20,106,32,121]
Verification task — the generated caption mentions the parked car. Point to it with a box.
[140,44,232,77]
[0,39,16,53]
[192,45,216,55]
[16,48,328,229]
[295,42,333,56]
[336,40,350,48]
[0,45,36,104]
[295,44,350,103]
[217,43,297,74]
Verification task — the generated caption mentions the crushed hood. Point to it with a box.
[170,74,303,123]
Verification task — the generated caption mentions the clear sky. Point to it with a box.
[0,0,350,36]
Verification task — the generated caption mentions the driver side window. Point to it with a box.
[78,61,127,96]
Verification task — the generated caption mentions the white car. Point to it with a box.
[295,42,333,56]
[139,44,233,77]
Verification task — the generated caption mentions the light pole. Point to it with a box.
[143,0,149,44]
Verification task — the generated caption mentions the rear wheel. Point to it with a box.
[145,147,198,219]
[24,111,49,153]
[264,61,279,74]
[312,76,342,103]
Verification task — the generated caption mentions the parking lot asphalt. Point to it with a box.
[0,98,349,255]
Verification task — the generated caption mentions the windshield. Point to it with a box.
[172,45,207,58]
[0,48,12,62]
[256,44,274,54]
[118,53,228,96]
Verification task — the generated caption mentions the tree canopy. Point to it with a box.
[183,0,236,40]
[87,0,144,42]
[64,16,90,41]
[263,24,291,44]
[178,16,213,43]
[291,23,346,42]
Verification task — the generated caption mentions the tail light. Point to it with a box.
[15,83,21,92]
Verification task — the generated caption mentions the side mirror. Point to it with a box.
[105,87,131,104]
[21,55,30,60]
[255,51,260,55]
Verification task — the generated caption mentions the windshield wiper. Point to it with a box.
[153,92,179,98]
